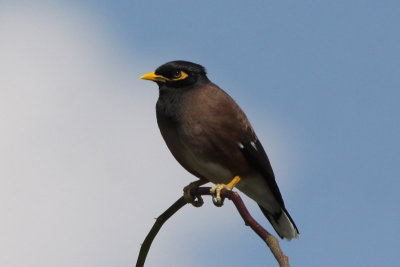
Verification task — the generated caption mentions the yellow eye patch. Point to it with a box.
[171,71,189,81]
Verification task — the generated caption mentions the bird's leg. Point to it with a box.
[183,179,208,207]
[210,176,241,206]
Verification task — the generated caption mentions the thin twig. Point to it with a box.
[136,197,187,267]
[136,187,289,267]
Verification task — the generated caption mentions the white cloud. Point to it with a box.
[0,3,297,267]
[0,4,197,267]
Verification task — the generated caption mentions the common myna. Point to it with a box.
[141,60,299,240]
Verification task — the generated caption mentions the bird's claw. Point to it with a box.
[210,184,228,207]
[210,176,241,207]
[191,195,204,207]
[183,182,204,207]
[212,194,225,207]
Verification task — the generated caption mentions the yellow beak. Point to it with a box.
[140,71,167,82]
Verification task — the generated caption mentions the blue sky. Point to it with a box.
[1,1,399,266]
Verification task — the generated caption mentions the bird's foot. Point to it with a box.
[210,176,241,207]
[183,180,206,207]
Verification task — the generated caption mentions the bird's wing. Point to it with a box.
[239,138,285,207]
[184,84,285,207]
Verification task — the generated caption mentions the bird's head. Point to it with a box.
[140,60,209,89]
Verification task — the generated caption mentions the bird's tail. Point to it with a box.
[259,205,300,240]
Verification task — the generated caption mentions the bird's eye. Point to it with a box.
[172,71,182,79]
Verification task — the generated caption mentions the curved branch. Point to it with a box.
[136,197,187,267]
[136,187,289,267]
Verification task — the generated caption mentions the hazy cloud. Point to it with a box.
[0,3,295,266]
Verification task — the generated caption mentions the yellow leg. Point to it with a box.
[183,179,207,204]
[210,176,241,205]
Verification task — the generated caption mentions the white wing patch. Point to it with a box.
[238,141,258,151]
[250,141,258,151]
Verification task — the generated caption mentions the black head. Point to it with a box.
[141,60,209,89]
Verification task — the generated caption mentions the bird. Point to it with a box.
[141,60,299,240]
